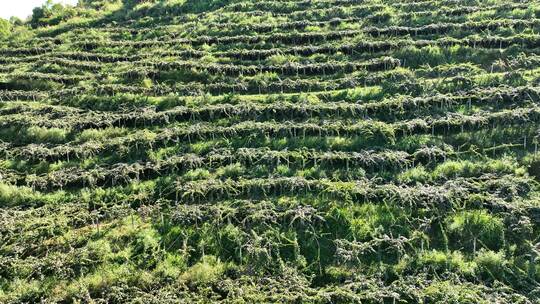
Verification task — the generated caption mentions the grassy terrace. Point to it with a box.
[1,0,540,303]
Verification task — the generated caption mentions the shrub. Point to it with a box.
[447,210,504,253]
[327,137,352,150]
[397,165,430,184]
[141,78,153,88]
[323,266,354,284]
[0,183,35,208]
[348,203,409,240]
[189,140,220,154]
[0,18,11,39]
[474,249,507,282]
[78,127,127,142]
[180,255,225,286]
[296,165,325,179]
[184,168,211,181]
[267,54,299,65]
[154,253,187,279]
[432,158,518,180]
[415,250,475,276]
[26,126,68,144]
[218,224,245,260]
[1,279,42,303]
[296,93,321,104]
[132,227,161,268]
[397,46,446,68]
[85,239,112,262]
[73,264,133,298]
[523,154,540,181]
[275,164,293,177]
[216,163,245,179]
[422,280,485,304]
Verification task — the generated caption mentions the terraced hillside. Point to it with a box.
[1,0,540,302]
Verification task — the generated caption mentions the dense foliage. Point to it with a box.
[1,0,540,302]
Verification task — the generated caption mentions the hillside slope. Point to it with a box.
[1,0,540,302]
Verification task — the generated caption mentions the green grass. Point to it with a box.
[1,0,540,302]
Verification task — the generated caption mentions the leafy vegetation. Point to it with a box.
[1,0,540,302]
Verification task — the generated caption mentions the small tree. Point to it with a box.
[30,0,68,28]
[9,16,23,26]
[447,210,504,254]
